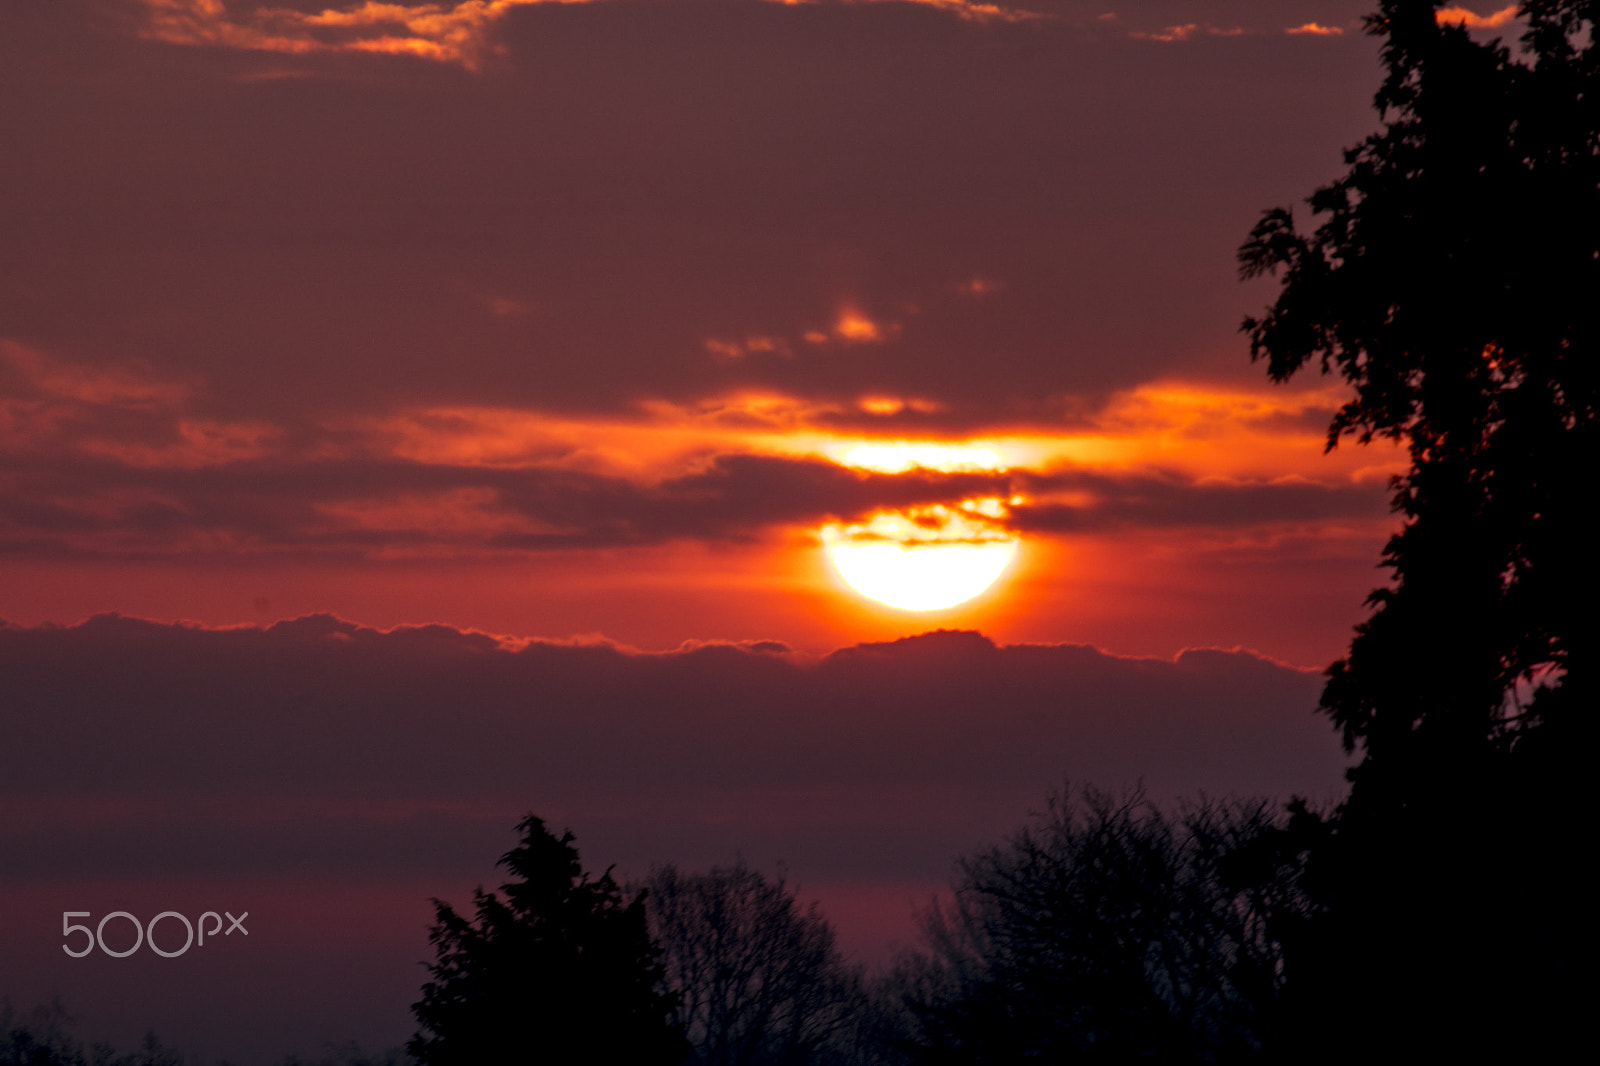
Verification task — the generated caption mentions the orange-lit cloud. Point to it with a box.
[1285,22,1343,36]
[78,418,284,469]
[1129,23,1248,42]
[856,397,944,416]
[852,0,1043,24]
[1435,5,1520,29]
[482,295,533,318]
[1,341,285,469]
[705,307,897,358]
[2,341,1397,564]
[1132,22,1199,41]
[131,0,1045,69]
[954,277,1002,297]
[1017,380,1395,481]
[4,344,1398,490]
[762,0,1044,23]
[315,487,562,550]
[833,308,886,343]
[363,379,1394,495]
[132,0,585,70]
[704,335,790,360]
[1,340,189,409]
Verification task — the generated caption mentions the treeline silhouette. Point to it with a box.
[6,788,1308,1066]
[0,1001,404,1066]
[1,1001,185,1066]
[406,791,1313,1065]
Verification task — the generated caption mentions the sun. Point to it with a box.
[821,443,1021,611]
[823,531,1018,611]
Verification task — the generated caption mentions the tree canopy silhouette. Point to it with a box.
[643,860,869,1066]
[895,787,1298,1065]
[409,815,688,1066]
[1238,2,1594,1057]
[0,1000,183,1066]
[1239,0,1597,779]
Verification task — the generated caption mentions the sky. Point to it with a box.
[0,0,1523,1061]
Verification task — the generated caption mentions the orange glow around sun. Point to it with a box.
[1,338,1400,634]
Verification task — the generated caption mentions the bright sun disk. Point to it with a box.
[821,492,1019,611]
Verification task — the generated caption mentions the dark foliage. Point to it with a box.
[409,815,688,1066]
[894,787,1301,1065]
[1238,1,1596,1058]
[1239,0,1597,770]
[277,1044,412,1066]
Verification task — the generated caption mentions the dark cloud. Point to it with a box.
[0,448,1010,555]
[0,613,1345,883]
[1014,468,1391,531]
[0,2,1382,425]
[0,439,1386,556]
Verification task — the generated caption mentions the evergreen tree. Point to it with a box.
[409,815,688,1065]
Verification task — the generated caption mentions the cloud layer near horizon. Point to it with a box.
[1,612,1344,882]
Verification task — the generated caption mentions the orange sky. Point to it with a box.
[4,329,1400,663]
[0,1,1434,669]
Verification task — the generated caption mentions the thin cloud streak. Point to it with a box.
[0,447,1387,560]
[1286,21,1343,35]
[127,0,1360,71]
[1435,5,1521,29]
[133,0,587,70]
[131,0,1044,69]
[2,341,1395,561]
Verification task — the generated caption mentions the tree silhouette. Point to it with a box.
[278,1043,412,1066]
[409,815,688,1066]
[1238,0,1596,777]
[0,1000,184,1066]
[894,787,1297,1064]
[643,861,869,1066]
[1238,2,1595,1057]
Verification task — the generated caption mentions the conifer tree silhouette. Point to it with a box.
[409,815,688,1065]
